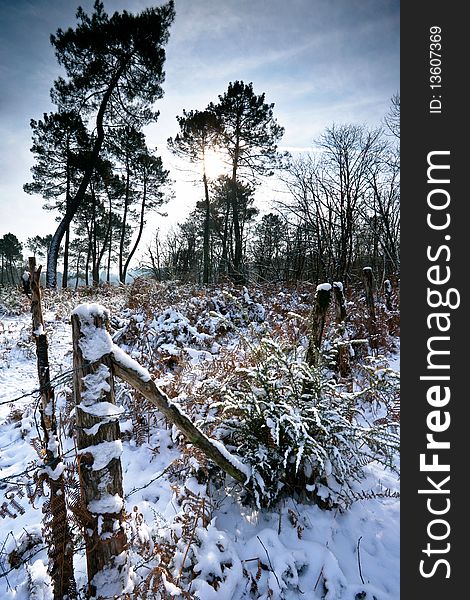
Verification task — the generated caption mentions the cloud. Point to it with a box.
[0,0,399,245]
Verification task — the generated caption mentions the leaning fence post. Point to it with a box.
[306,283,331,368]
[29,257,76,599]
[71,304,130,598]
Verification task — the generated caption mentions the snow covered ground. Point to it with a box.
[0,285,399,599]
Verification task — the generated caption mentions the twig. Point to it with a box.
[313,566,324,591]
[357,536,365,584]
[257,535,281,590]
[177,497,203,585]
[125,464,182,498]
[0,544,48,579]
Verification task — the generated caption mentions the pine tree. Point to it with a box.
[168,110,221,283]
[209,81,284,282]
[41,0,175,288]
[24,111,89,287]
[108,126,169,283]
[0,233,23,285]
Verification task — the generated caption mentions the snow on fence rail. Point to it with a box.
[72,303,250,485]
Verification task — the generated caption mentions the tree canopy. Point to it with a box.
[38,0,175,288]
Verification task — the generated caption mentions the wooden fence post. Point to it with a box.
[306,283,331,367]
[71,305,129,598]
[332,281,350,378]
[384,279,393,311]
[29,257,76,599]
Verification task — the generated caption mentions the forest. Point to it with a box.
[0,2,400,599]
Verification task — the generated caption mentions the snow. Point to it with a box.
[88,493,124,514]
[42,461,65,481]
[0,285,400,599]
[78,401,124,419]
[162,573,183,596]
[89,551,135,599]
[112,343,152,382]
[71,302,110,321]
[80,327,113,362]
[80,364,112,404]
[78,440,123,471]
[210,439,252,482]
[26,559,53,600]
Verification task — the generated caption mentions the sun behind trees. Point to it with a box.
[168,81,284,285]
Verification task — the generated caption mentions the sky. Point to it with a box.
[0,0,399,256]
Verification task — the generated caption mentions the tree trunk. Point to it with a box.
[220,200,230,277]
[333,281,347,323]
[384,279,393,311]
[75,250,82,290]
[63,224,70,289]
[363,267,376,320]
[91,187,99,287]
[71,307,129,598]
[203,171,211,284]
[123,172,146,283]
[63,161,72,289]
[119,160,131,284]
[29,257,76,599]
[46,63,127,288]
[230,156,244,284]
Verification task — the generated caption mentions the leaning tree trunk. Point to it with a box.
[71,306,130,598]
[29,257,76,599]
[46,63,127,288]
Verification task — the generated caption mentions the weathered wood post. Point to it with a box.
[71,304,130,598]
[29,257,76,599]
[332,281,350,378]
[362,266,378,349]
[384,279,393,311]
[306,283,331,368]
[333,281,347,324]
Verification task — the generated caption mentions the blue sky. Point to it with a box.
[0,0,399,249]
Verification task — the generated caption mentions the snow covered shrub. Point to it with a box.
[355,355,400,425]
[214,337,399,509]
[0,285,30,317]
[131,485,241,600]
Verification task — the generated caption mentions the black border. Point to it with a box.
[401,3,465,597]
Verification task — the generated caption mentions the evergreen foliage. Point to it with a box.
[215,336,399,509]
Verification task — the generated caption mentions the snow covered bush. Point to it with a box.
[214,336,399,509]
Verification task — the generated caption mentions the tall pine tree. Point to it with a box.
[40,0,175,287]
